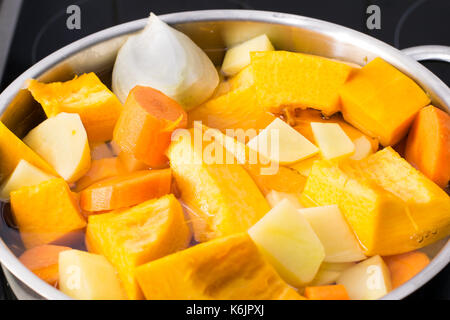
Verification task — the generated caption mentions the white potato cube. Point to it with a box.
[311,122,355,160]
[349,136,373,160]
[222,34,274,76]
[247,118,319,165]
[337,255,392,300]
[265,190,303,209]
[311,262,355,286]
[248,199,325,287]
[299,205,366,263]
[59,249,126,300]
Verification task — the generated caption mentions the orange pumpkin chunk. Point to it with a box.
[79,169,171,212]
[19,244,71,286]
[340,58,430,146]
[11,178,86,249]
[405,105,450,188]
[113,86,187,168]
[27,73,123,143]
[85,194,191,300]
[0,121,57,179]
[304,284,350,300]
[136,233,304,300]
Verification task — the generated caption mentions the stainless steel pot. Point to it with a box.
[0,10,448,300]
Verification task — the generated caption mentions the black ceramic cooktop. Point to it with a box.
[0,0,449,300]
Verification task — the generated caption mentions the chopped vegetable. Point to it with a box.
[310,122,355,160]
[304,285,350,300]
[75,157,125,192]
[79,169,172,212]
[383,251,430,289]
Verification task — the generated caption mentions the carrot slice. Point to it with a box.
[19,244,71,286]
[383,251,430,289]
[75,157,125,192]
[405,105,450,188]
[79,169,172,212]
[113,86,187,168]
[304,284,350,300]
[117,151,149,172]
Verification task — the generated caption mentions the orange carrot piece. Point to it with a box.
[79,169,172,212]
[118,151,149,172]
[304,285,350,300]
[113,86,187,168]
[383,251,430,289]
[75,157,125,192]
[405,106,450,188]
[19,245,71,286]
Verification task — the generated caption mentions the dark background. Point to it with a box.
[0,0,449,299]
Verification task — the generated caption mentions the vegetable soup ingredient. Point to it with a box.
[337,255,391,300]
[112,13,219,109]
[250,51,354,115]
[383,251,430,289]
[113,86,187,168]
[0,121,57,179]
[75,157,125,192]
[265,190,303,209]
[301,147,450,255]
[221,34,274,76]
[247,118,319,164]
[27,73,123,143]
[136,233,304,300]
[248,199,325,287]
[19,245,71,286]
[304,285,350,300]
[168,128,270,242]
[80,169,171,212]
[0,160,54,200]
[310,122,355,160]
[117,151,148,172]
[405,105,450,188]
[310,262,355,286]
[349,136,373,160]
[86,195,191,300]
[24,113,91,183]
[340,57,430,146]
[299,205,366,263]
[59,249,127,300]
[11,178,86,249]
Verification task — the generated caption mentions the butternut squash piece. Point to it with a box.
[85,194,191,300]
[0,121,57,180]
[75,157,125,192]
[27,73,123,143]
[188,85,276,132]
[250,51,354,115]
[11,178,86,249]
[340,57,430,146]
[405,105,450,188]
[136,233,304,300]
[383,251,430,289]
[19,244,71,286]
[117,151,149,172]
[113,86,187,168]
[301,148,450,255]
[168,128,270,242]
[80,169,171,212]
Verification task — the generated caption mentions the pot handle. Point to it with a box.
[401,45,450,63]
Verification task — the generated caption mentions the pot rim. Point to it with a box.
[0,9,448,300]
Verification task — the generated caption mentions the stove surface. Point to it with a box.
[0,0,449,300]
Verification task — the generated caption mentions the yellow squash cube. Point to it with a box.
[136,233,304,300]
[340,58,430,146]
[85,194,191,300]
[167,128,270,242]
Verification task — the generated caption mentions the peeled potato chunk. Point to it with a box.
[247,118,319,165]
[311,122,355,161]
[248,199,325,287]
[24,113,91,183]
[337,255,391,300]
[221,34,274,76]
[0,160,54,200]
[136,233,304,300]
[59,249,127,300]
